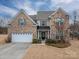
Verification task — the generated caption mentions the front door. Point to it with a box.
[41,32,45,40]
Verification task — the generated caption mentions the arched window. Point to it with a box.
[56,18,64,26]
[19,17,26,27]
[55,18,64,39]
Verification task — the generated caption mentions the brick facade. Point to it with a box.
[8,8,69,41]
[50,8,69,39]
[8,10,37,39]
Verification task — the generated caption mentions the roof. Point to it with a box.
[19,9,37,25]
[10,9,37,25]
[10,8,69,24]
[29,15,37,20]
[50,8,69,17]
[37,26,50,30]
[37,11,55,20]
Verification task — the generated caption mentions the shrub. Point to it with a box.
[50,42,71,48]
[45,39,71,48]
[56,40,66,43]
[45,39,57,44]
[5,36,11,43]
[32,39,41,44]
[45,39,52,43]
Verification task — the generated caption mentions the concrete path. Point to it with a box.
[0,43,31,59]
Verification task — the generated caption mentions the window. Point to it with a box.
[55,18,64,26]
[66,15,69,19]
[55,18,64,39]
[48,16,51,20]
[19,18,26,27]
[42,21,45,26]
[41,21,47,26]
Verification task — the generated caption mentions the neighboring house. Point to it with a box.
[73,10,79,21]
[8,8,69,43]
[70,21,79,32]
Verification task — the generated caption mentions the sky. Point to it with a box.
[0,0,79,18]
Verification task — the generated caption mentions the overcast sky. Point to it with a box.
[0,0,79,18]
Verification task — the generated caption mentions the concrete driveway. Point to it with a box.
[0,43,31,59]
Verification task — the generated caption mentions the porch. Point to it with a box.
[37,26,50,40]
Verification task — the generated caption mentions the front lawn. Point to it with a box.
[23,40,79,59]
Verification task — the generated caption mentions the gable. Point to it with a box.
[49,8,69,23]
[10,9,37,26]
[50,8,69,18]
[8,9,37,34]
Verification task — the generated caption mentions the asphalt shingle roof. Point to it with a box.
[37,11,54,20]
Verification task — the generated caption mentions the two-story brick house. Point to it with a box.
[8,8,69,43]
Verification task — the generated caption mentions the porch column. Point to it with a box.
[48,31,50,39]
[49,31,50,39]
[47,31,49,39]
[50,30,51,39]
[38,30,39,39]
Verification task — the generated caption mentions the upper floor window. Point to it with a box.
[41,21,47,26]
[66,15,69,19]
[37,20,48,26]
[55,18,64,26]
[48,16,51,20]
[19,18,26,27]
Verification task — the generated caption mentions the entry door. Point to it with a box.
[41,32,45,40]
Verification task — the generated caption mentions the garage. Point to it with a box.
[12,32,33,42]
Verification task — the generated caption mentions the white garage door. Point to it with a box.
[12,33,32,42]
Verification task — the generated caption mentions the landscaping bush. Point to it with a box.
[50,42,71,48]
[45,39,57,44]
[32,39,41,44]
[45,39,71,48]
[45,39,65,44]
[45,39,53,44]
[5,36,11,43]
